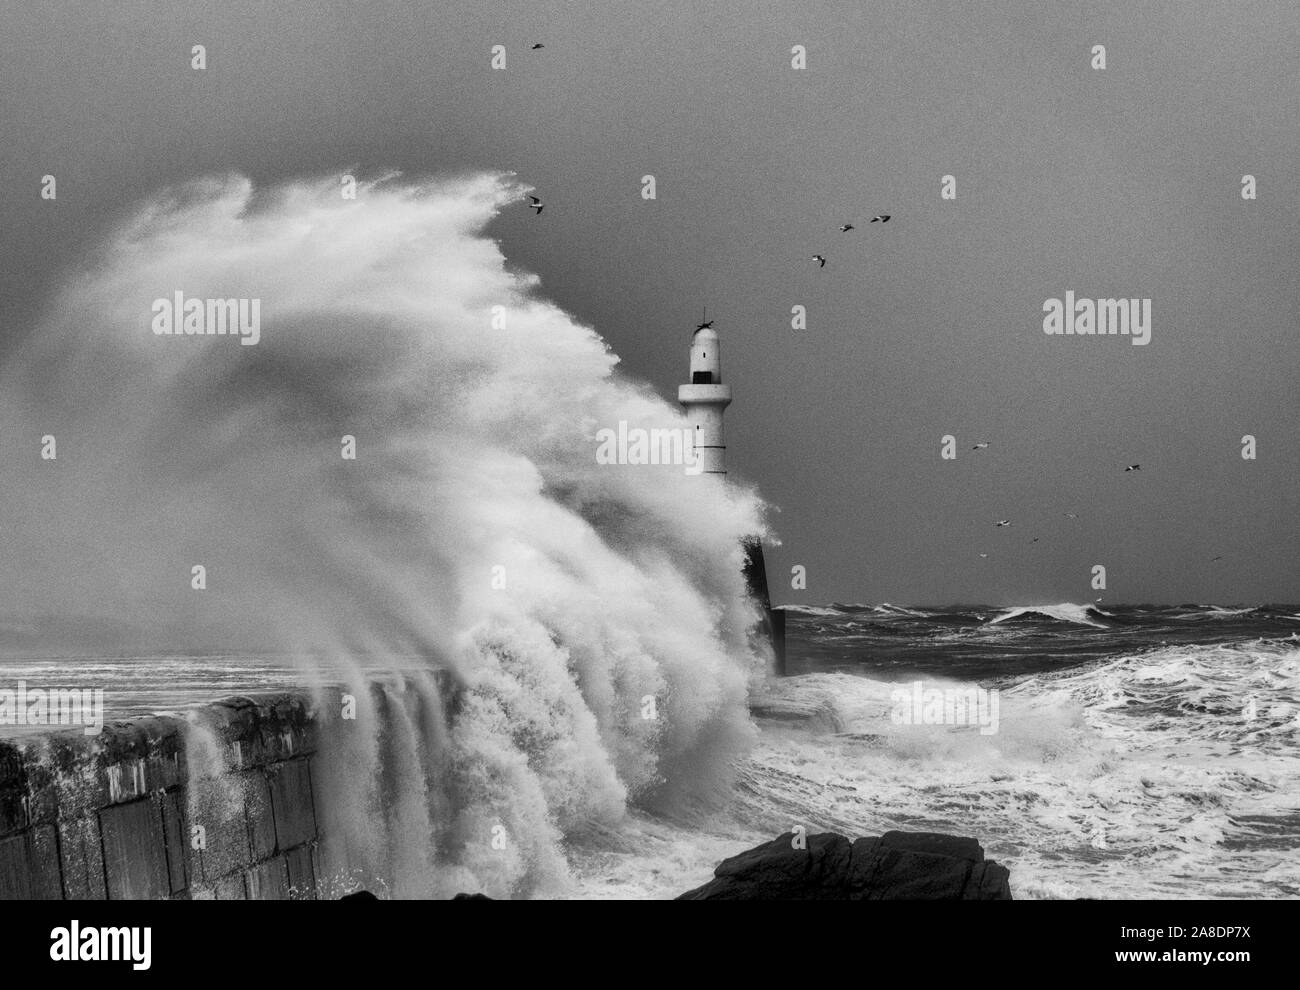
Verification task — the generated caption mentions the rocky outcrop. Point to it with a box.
[677,830,1012,900]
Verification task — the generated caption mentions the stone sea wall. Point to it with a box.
[0,694,322,900]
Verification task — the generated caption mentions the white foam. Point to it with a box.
[989,603,1109,627]
[0,172,769,897]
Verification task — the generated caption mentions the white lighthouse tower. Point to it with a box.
[677,325,732,475]
[676,319,785,674]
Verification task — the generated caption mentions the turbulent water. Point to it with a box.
[703,603,1300,900]
[6,604,1297,898]
[0,171,769,899]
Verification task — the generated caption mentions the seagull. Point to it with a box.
[527,195,543,214]
[1124,464,1140,472]
[995,520,1011,527]
[1211,555,1223,562]
[871,214,891,223]
[812,254,826,267]
[839,224,855,232]
[1064,512,1078,519]
[1030,538,1040,543]
[531,43,544,49]
[979,553,988,558]
[971,441,990,451]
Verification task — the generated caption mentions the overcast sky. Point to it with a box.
[2,0,1296,605]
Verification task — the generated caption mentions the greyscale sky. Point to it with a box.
[1,0,1296,606]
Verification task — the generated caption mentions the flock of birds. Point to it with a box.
[970,445,1217,574]
[976,440,1141,550]
[811,214,890,267]
[522,174,889,267]
[516,152,1223,580]
[519,83,890,271]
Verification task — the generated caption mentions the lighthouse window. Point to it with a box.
[693,371,712,384]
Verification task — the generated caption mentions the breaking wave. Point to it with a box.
[0,171,771,897]
[988,603,1110,628]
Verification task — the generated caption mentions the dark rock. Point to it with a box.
[340,889,378,901]
[677,830,1012,900]
[453,892,493,900]
[878,830,985,862]
[965,860,1014,900]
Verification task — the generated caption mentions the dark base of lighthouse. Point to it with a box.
[742,537,786,677]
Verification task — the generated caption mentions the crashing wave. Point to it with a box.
[987,603,1109,628]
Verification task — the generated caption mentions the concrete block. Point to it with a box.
[215,875,246,900]
[285,843,316,899]
[246,773,276,860]
[245,856,288,900]
[0,826,62,899]
[103,759,149,805]
[0,787,25,836]
[161,788,188,895]
[268,758,316,850]
[57,814,107,899]
[0,742,25,834]
[0,741,21,789]
[29,824,62,899]
[195,695,316,770]
[32,716,184,814]
[0,832,32,899]
[24,754,61,825]
[188,773,252,883]
[310,843,322,895]
[100,798,169,900]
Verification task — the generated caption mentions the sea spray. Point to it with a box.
[0,171,769,896]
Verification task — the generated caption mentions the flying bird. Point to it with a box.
[995,520,1011,527]
[871,214,891,223]
[527,195,543,214]
[1064,512,1078,519]
[1211,555,1223,562]
[1124,464,1141,472]
[979,553,988,558]
[971,441,990,450]
[812,255,826,267]
[839,224,855,232]
[531,43,544,49]
[1030,538,1040,543]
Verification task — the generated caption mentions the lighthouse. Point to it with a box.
[677,319,786,674]
[677,325,732,475]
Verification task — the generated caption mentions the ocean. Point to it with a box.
[650,602,1300,900]
[3,602,1298,899]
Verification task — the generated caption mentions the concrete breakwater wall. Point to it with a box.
[0,694,324,900]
